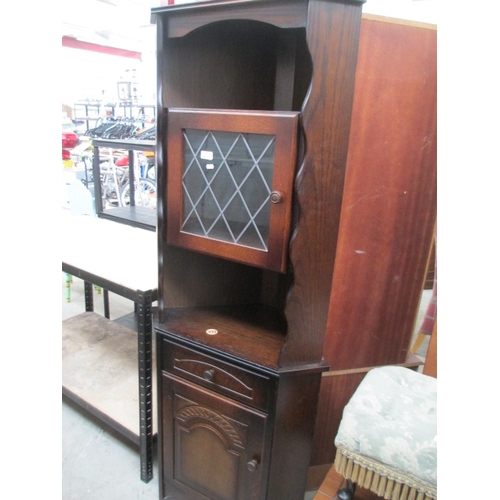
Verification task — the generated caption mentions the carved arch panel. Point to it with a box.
[163,374,268,500]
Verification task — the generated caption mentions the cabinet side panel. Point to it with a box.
[281,0,363,366]
[309,372,366,465]
[323,18,437,370]
[266,372,323,500]
[156,15,167,317]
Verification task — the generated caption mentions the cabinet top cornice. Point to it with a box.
[151,0,366,18]
[151,0,365,38]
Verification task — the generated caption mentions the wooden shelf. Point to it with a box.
[157,305,287,372]
[99,206,156,231]
[62,312,157,444]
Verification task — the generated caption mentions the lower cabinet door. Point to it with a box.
[162,372,268,500]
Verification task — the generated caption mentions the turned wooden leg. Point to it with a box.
[335,479,356,500]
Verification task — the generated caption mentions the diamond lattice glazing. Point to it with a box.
[181,129,276,250]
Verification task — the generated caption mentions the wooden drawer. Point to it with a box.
[160,338,272,411]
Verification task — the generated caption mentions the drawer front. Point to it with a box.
[161,338,271,411]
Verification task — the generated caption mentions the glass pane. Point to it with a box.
[181,129,275,250]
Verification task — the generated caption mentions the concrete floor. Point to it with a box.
[62,274,430,500]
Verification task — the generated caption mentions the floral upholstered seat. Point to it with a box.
[334,366,437,500]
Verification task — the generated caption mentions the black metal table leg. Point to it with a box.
[103,289,110,319]
[128,149,136,207]
[84,281,94,312]
[93,145,104,214]
[136,289,154,483]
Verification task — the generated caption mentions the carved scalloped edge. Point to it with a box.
[177,404,245,449]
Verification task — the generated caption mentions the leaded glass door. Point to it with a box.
[166,108,299,272]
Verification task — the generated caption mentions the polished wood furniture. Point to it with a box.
[152,0,366,498]
[310,14,437,477]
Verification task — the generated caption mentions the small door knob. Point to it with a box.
[203,369,215,381]
[270,191,283,204]
[247,459,259,472]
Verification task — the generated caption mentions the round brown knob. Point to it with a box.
[270,191,283,204]
[203,369,214,381]
[247,459,259,472]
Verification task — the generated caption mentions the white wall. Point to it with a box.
[61,46,156,108]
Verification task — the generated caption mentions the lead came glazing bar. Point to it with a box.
[180,129,275,250]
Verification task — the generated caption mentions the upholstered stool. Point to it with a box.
[333,366,437,500]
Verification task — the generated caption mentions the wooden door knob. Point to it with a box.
[270,191,283,204]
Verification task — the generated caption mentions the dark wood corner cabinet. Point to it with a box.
[151,1,365,499]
